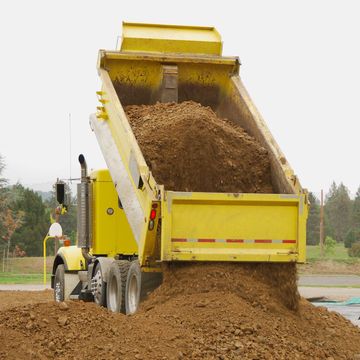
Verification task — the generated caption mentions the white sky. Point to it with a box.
[1,0,359,196]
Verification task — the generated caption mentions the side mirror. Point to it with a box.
[56,182,65,205]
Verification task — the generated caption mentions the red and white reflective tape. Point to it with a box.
[171,238,296,244]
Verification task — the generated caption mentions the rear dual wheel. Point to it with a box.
[92,263,107,307]
[106,260,141,315]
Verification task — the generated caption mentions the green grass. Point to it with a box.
[3,256,55,274]
[306,244,358,262]
[0,256,55,284]
[0,273,51,284]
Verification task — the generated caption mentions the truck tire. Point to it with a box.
[125,260,141,315]
[54,264,65,302]
[106,260,130,313]
[91,263,107,307]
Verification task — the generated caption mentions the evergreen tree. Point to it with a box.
[352,186,360,229]
[345,186,360,248]
[10,184,48,256]
[306,192,320,245]
[325,182,351,243]
[0,155,8,241]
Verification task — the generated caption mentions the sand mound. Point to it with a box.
[125,101,273,193]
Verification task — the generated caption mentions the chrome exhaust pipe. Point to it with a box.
[78,154,87,182]
[77,154,93,263]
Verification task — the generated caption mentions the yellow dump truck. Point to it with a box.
[51,22,308,314]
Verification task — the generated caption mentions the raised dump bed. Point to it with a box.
[90,22,308,269]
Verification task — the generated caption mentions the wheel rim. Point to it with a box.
[91,269,103,304]
[108,276,118,312]
[127,273,138,314]
[55,281,61,302]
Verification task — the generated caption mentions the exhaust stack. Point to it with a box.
[77,154,92,261]
[78,154,87,182]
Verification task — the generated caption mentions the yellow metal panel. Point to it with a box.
[161,192,307,263]
[100,51,238,66]
[171,202,297,239]
[121,22,222,55]
[58,246,84,271]
[90,170,138,257]
[297,194,308,263]
[168,251,299,263]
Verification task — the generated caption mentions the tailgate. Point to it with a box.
[161,192,307,263]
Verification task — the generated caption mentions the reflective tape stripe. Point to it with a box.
[171,238,296,244]
[198,239,215,243]
[172,238,187,242]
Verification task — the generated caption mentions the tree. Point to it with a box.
[325,182,351,243]
[0,154,8,242]
[353,186,360,229]
[343,186,360,248]
[10,184,48,256]
[344,228,360,249]
[1,209,24,271]
[306,192,320,245]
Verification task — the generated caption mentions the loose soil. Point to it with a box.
[1,263,360,359]
[125,101,274,193]
[0,290,52,311]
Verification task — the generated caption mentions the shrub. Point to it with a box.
[344,228,360,249]
[348,242,360,258]
[324,236,336,255]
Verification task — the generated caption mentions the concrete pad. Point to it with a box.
[299,286,360,301]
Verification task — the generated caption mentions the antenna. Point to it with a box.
[69,113,72,183]
[115,35,121,50]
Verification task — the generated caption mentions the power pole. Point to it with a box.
[320,189,324,257]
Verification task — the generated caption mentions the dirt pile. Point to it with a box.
[152,262,300,311]
[1,265,360,360]
[0,289,52,311]
[125,101,273,193]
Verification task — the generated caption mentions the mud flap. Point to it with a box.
[64,273,81,300]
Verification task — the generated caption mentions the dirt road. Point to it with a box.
[299,274,360,287]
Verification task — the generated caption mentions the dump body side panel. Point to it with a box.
[161,192,307,263]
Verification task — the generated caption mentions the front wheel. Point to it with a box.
[54,264,65,302]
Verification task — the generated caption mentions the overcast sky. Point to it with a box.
[1,0,359,196]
